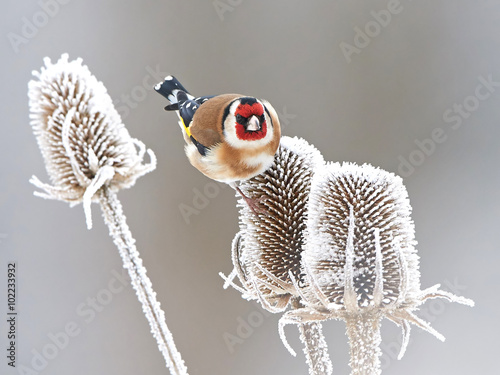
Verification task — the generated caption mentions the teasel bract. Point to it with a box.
[220,136,333,375]
[28,54,188,375]
[279,162,474,375]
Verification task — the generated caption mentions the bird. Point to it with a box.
[154,75,281,214]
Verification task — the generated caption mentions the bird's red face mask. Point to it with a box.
[234,101,268,141]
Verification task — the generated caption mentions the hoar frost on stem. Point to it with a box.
[28,54,188,375]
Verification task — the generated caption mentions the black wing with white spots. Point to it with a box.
[165,95,214,112]
[177,92,200,128]
[154,76,215,156]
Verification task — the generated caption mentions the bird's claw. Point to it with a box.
[245,194,270,216]
[235,186,270,216]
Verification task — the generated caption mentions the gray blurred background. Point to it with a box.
[1,0,498,374]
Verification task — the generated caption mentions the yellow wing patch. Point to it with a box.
[181,117,192,138]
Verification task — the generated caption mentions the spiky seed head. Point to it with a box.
[225,154,474,367]
[28,54,156,228]
[235,136,324,304]
[303,162,420,310]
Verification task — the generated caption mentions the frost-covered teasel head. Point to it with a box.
[28,54,156,229]
[279,162,474,366]
[303,162,419,310]
[220,136,324,312]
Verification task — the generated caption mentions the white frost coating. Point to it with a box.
[82,165,115,229]
[343,205,358,312]
[299,321,333,375]
[291,297,334,375]
[292,161,473,375]
[28,54,186,375]
[279,318,298,357]
[279,136,325,168]
[230,135,326,306]
[221,143,473,375]
[99,188,188,375]
[220,136,332,375]
[346,315,382,375]
[393,238,408,306]
[397,319,411,360]
[28,53,156,229]
[372,228,384,307]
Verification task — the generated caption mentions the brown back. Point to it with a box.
[190,93,242,148]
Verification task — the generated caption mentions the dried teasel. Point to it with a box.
[279,162,474,374]
[221,141,473,374]
[28,53,155,229]
[28,54,187,375]
[222,136,325,311]
[220,136,332,375]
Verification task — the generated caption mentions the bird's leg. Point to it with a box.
[230,182,269,215]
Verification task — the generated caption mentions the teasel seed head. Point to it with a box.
[28,54,156,229]
[221,136,324,312]
[279,162,474,366]
[303,162,419,310]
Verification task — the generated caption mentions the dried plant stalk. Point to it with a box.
[345,314,382,375]
[292,298,333,375]
[28,54,187,375]
[99,186,187,375]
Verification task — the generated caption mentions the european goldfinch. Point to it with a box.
[155,76,281,213]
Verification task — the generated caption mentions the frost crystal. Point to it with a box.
[28,53,155,229]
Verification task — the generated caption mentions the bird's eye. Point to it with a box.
[236,114,245,124]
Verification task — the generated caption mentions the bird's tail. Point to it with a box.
[154,76,192,108]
